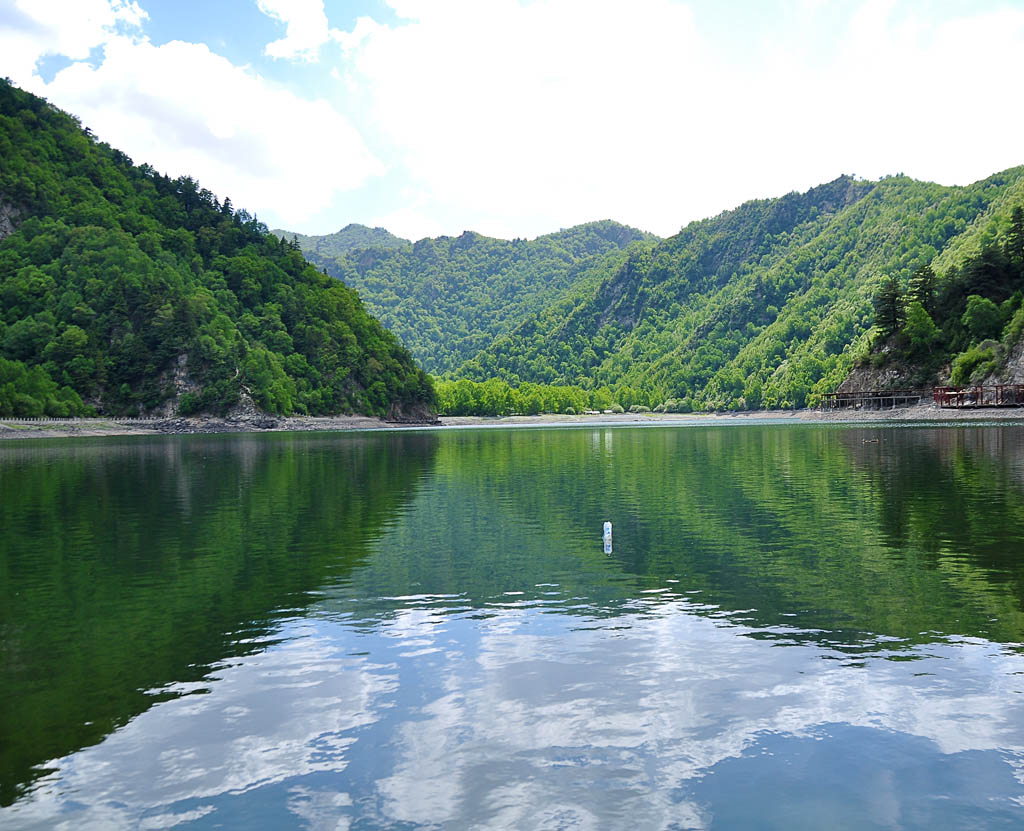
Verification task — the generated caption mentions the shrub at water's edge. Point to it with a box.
[0,79,434,418]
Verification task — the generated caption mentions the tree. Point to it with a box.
[907,264,937,317]
[590,386,614,411]
[873,275,904,340]
[1006,206,1024,272]
[961,295,1003,342]
[903,301,939,356]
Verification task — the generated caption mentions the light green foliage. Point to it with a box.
[1002,304,1024,348]
[433,377,594,416]
[0,80,433,417]
[270,224,409,260]
[0,356,89,416]
[950,345,998,386]
[904,301,939,352]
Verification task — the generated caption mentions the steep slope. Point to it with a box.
[289,220,658,374]
[844,203,1024,391]
[0,80,433,418]
[461,171,1024,409]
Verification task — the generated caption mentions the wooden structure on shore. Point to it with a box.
[819,389,930,410]
[820,385,1024,410]
[933,385,1024,408]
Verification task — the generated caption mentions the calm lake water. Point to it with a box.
[3,424,1024,829]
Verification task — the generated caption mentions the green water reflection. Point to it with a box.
[3,424,1024,818]
[332,425,1024,646]
[0,432,437,805]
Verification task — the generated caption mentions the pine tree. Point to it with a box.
[873,275,905,340]
[1006,205,1024,273]
[907,264,936,316]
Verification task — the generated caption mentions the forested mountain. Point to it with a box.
[0,80,433,418]
[283,220,658,374]
[456,171,1024,410]
[269,223,410,260]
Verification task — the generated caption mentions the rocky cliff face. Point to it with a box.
[0,200,21,241]
[837,350,949,392]
[982,337,1024,385]
[837,364,923,393]
[386,400,439,424]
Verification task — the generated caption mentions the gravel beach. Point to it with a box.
[4,402,1024,440]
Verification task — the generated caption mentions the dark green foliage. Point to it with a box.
[961,295,1004,342]
[0,80,433,417]
[873,275,905,340]
[289,220,658,374]
[865,214,1024,385]
[1006,206,1024,271]
[907,264,937,316]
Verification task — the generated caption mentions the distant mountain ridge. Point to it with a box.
[283,219,658,374]
[456,170,1024,410]
[270,223,410,260]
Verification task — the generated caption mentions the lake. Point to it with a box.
[3,423,1024,829]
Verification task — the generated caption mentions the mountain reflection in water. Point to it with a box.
[3,425,1024,829]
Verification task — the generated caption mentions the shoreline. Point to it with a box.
[4,402,1024,440]
[440,404,1024,428]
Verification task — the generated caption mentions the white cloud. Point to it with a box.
[0,0,146,82]
[256,0,331,62]
[366,190,446,241]
[38,37,384,224]
[332,0,1024,239]
[3,0,1024,241]
[335,0,714,238]
[0,0,384,229]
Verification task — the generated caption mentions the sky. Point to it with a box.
[1,0,1023,241]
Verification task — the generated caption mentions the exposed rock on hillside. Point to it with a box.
[0,200,20,241]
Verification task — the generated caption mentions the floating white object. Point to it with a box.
[603,521,613,554]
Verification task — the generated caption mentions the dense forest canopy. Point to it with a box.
[0,80,433,418]
[866,206,1024,387]
[449,170,1024,412]
[284,220,658,375]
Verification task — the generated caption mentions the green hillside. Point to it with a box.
[286,220,658,374]
[0,80,433,418]
[457,171,1024,410]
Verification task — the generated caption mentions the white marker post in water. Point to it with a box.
[603,521,613,554]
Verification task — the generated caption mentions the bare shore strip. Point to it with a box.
[4,402,1024,440]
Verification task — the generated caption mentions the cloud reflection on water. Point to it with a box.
[8,598,1024,830]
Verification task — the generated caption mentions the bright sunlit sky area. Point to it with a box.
[2,0,1023,241]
